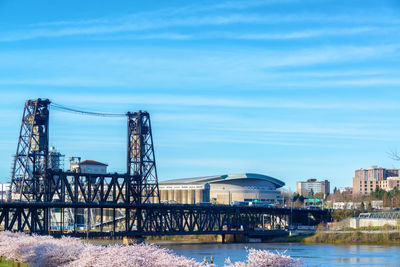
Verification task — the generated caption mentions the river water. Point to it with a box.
[160,243,400,266]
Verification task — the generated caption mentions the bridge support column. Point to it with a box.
[217,234,247,243]
[195,190,202,203]
[189,190,195,204]
[176,190,182,203]
[160,190,167,202]
[182,190,188,204]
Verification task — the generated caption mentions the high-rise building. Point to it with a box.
[354,166,399,182]
[296,179,330,196]
[353,166,400,195]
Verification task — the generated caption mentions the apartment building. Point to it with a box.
[353,166,400,195]
[296,179,330,196]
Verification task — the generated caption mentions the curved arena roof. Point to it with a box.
[160,173,285,188]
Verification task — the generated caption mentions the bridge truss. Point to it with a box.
[2,98,331,237]
[0,201,330,237]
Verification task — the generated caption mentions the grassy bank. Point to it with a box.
[267,234,312,243]
[0,257,29,267]
[146,234,219,242]
[303,231,400,245]
[146,229,400,245]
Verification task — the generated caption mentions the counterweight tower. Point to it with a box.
[127,111,160,204]
[10,98,50,201]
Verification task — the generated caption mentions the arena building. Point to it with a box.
[159,173,285,205]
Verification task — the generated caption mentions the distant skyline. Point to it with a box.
[1,0,400,191]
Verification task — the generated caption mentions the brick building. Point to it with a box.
[353,166,400,195]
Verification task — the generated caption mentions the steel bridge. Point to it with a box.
[0,201,330,237]
[1,98,331,238]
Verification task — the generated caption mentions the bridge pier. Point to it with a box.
[217,234,247,243]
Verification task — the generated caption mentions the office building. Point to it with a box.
[296,179,330,196]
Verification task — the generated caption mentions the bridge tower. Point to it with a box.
[127,111,160,204]
[10,98,51,201]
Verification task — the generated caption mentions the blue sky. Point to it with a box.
[1,0,400,191]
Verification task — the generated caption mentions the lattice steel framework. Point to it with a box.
[0,201,331,237]
[127,111,160,204]
[10,99,51,201]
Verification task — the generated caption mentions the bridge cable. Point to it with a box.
[50,102,126,118]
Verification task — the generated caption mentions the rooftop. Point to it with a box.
[78,160,108,166]
[160,173,285,188]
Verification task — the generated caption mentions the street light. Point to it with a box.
[290,196,293,227]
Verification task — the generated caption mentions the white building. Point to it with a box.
[0,184,10,201]
[333,202,361,210]
[70,160,108,174]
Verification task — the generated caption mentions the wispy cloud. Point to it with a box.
[43,93,400,111]
[235,27,380,40]
[0,44,397,91]
[88,26,383,41]
[1,0,399,43]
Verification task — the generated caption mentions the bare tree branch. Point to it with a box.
[388,149,400,161]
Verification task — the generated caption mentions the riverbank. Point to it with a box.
[262,227,400,245]
[87,228,400,246]
[147,234,219,243]
[0,257,29,267]
[303,231,400,245]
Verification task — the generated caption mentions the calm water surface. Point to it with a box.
[160,243,400,266]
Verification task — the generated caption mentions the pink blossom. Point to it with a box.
[225,248,303,267]
[0,231,303,267]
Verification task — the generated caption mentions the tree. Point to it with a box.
[314,192,324,200]
[367,202,373,212]
[361,201,365,211]
[309,189,314,197]
[383,192,390,207]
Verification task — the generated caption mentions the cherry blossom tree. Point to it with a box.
[0,231,304,267]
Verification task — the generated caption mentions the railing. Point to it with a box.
[359,212,400,219]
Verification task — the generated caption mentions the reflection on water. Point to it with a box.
[157,242,400,266]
